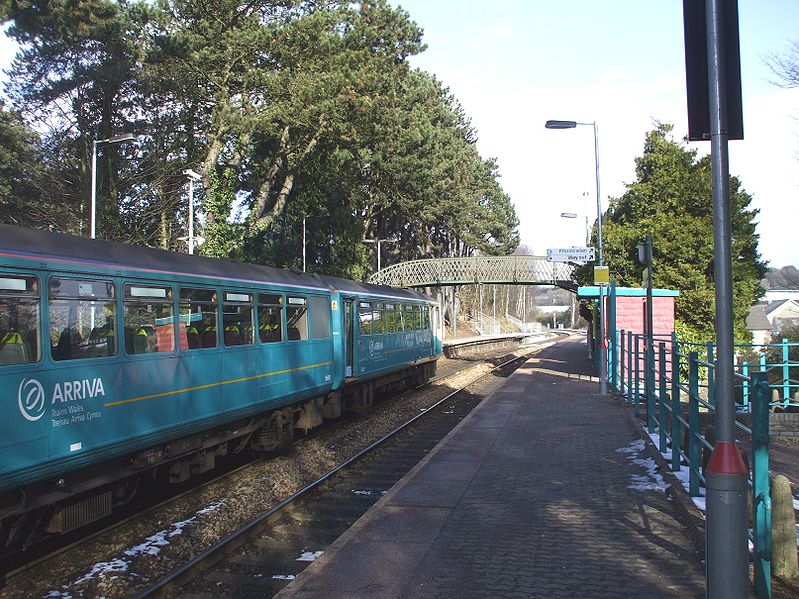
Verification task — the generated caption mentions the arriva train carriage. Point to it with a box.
[0,224,442,548]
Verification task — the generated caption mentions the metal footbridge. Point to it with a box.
[367,256,575,290]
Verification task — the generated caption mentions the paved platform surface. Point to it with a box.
[276,339,706,598]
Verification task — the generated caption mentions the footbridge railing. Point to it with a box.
[367,255,575,289]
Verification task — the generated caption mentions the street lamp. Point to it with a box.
[183,169,202,255]
[545,118,606,395]
[90,133,139,239]
[362,237,399,272]
[560,208,590,246]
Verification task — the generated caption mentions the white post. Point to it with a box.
[479,283,484,333]
[362,237,397,275]
[493,285,496,324]
[303,217,306,271]
[90,140,98,239]
[188,177,195,255]
[183,169,201,254]
[522,286,526,324]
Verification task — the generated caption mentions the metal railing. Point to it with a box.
[506,315,542,334]
[613,331,785,599]
[475,315,501,336]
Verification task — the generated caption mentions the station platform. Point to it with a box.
[275,339,706,598]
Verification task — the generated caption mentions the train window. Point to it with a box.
[257,293,283,343]
[123,285,174,355]
[372,303,385,334]
[422,306,430,330]
[179,288,218,349]
[415,306,423,330]
[309,296,330,340]
[399,305,408,330]
[384,304,395,333]
[49,278,117,361]
[403,305,417,331]
[286,296,308,341]
[358,302,373,335]
[0,275,40,365]
[223,291,254,346]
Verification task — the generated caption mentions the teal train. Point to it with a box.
[0,224,442,549]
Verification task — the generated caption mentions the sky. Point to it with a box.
[391,0,799,268]
[1,2,797,268]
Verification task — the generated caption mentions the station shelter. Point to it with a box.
[578,283,679,389]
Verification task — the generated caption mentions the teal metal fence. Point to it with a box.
[612,331,795,599]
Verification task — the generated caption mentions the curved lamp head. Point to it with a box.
[96,132,140,146]
[545,120,577,129]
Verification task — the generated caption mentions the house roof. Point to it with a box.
[746,304,771,331]
[765,299,799,320]
[765,299,790,315]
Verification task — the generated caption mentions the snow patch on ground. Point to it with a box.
[616,439,668,492]
[124,498,226,559]
[644,429,707,514]
[296,550,324,562]
[47,498,227,595]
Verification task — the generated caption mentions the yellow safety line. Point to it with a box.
[382,345,431,356]
[104,361,333,407]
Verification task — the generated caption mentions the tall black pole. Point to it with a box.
[704,0,749,596]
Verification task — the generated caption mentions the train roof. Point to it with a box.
[0,224,433,302]
[316,274,435,304]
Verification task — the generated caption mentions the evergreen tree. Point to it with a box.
[599,124,766,342]
[1,0,519,278]
[2,0,152,238]
[0,102,45,226]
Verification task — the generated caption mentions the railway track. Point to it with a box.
[133,350,541,598]
[2,333,569,598]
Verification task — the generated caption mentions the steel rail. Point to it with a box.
[132,346,548,598]
[1,455,261,584]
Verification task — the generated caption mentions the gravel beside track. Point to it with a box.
[2,337,562,599]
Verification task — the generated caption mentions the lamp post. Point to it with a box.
[546,119,606,395]
[183,169,202,255]
[90,133,139,239]
[362,237,398,272]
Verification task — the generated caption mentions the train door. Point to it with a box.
[344,299,354,377]
[432,303,443,355]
